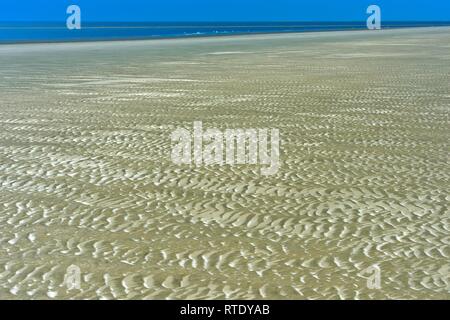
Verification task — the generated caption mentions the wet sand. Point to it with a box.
[0,27,449,299]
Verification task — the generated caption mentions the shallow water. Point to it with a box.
[2,21,450,43]
[0,28,449,299]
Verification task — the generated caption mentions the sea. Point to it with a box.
[1,21,449,43]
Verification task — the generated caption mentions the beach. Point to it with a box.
[0,27,449,299]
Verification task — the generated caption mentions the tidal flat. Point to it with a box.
[0,27,449,299]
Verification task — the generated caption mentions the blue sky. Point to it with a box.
[1,0,450,22]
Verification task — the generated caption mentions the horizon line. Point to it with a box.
[2,20,450,23]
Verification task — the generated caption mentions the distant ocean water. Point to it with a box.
[1,21,449,43]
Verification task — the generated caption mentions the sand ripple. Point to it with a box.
[0,28,449,299]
